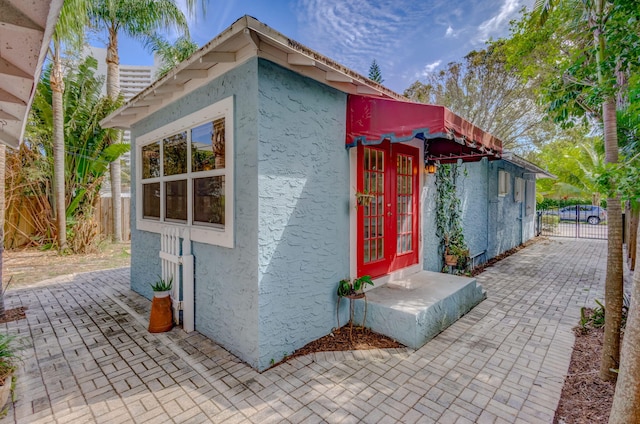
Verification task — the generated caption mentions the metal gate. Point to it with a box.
[537,205,608,240]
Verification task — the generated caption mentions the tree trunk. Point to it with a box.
[51,45,67,251]
[629,207,638,271]
[0,144,5,316]
[600,97,623,382]
[106,26,122,242]
[608,224,640,423]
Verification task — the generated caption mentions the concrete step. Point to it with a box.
[353,271,486,349]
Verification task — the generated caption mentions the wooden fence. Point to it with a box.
[94,196,131,242]
[5,195,130,248]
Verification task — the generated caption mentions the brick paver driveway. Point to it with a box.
[2,238,606,423]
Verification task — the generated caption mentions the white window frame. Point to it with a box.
[498,170,511,197]
[514,177,525,202]
[136,96,234,248]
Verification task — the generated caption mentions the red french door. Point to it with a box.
[357,141,420,278]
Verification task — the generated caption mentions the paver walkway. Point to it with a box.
[2,238,608,423]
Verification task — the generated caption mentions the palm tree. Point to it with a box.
[88,0,202,242]
[145,35,199,79]
[49,0,92,251]
[27,58,127,251]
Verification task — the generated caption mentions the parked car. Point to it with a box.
[558,205,607,225]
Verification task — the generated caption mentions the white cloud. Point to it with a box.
[294,0,446,78]
[475,0,521,43]
[445,25,455,37]
[419,60,442,77]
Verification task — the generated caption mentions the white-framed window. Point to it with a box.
[514,177,525,202]
[498,170,511,197]
[136,96,234,248]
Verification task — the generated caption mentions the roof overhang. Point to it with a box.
[346,95,502,162]
[502,151,556,179]
[0,0,63,148]
[100,15,405,130]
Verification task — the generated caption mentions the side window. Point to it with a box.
[514,177,525,202]
[498,170,511,197]
[136,96,234,248]
[525,180,535,216]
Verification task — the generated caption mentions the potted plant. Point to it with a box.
[148,276,173,333]
[0,334,17,410]
[337,275,374,298]
[336,275,374,341]
[444,234,469,268]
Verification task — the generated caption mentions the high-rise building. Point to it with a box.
[83,46,161,193]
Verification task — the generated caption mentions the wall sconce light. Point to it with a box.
[425,161,437,174]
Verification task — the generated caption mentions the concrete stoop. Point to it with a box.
[353,271,486,349]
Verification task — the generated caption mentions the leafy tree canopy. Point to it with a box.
[404,43,558,152]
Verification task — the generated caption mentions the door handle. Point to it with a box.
[387,211,392,216]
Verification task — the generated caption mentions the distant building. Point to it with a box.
[83,46,161,192]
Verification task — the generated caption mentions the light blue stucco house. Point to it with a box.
[102,16,551,371]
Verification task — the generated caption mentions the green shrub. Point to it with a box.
[541,214,560,229]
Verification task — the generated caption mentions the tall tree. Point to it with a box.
[404,45,558,152]
[528,0,639,382]
[532,130,605,204]
[608,74,640,423]
[49,0,92,251]
[368,59,384,83]
[88,0,201,242]
[145,35,199,78]
[25,58,127,252]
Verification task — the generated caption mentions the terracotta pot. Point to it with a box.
[0,372,13,409]
[445,254,458,266]
[148,294,173,333]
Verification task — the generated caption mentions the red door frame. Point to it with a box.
[357,141,420,278]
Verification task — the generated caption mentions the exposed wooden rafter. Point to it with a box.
[287,53,314,66]
[0,57,31,79]
[325,71,352,83]
[200,52,236,63]
[0,88,26,105]
[0,109,19,120]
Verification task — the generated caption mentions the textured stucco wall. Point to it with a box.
[422,158,534,271]
[486,160,526,258]
[256,60,349,370]
[129,58,261,367]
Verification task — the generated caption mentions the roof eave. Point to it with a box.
[502,151,556,179]
[100,15,405,130]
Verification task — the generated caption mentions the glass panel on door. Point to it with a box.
[396,154,414,255]
[363,148,385,264]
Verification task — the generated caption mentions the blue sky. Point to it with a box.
[96,0,534,94]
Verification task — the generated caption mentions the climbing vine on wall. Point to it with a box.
[435,163,469,270]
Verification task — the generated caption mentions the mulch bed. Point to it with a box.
[553,311,616,423]
[283,325,402,363]
[0,307,27,324]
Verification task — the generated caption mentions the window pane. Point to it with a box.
[165,180,187,221]
[191,122,215,172]
[163,132,187,176]
[143,183,160,219]
[193,176,225,226]
[142,143,160,179]
[212,118,226,169]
